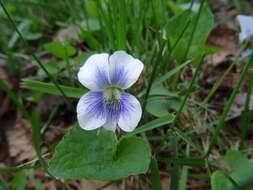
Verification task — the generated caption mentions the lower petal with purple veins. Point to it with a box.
[118,93,142,132]
[103,92,142,132]
[77,91,106,130]
[103,100,122,131]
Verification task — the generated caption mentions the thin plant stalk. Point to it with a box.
[239,72,253,148]
[0,79,30,119]
[172,55,205,126]
[202,47,246,105]
[63,44,74,85]
[204,52,253,158]
[172,0,205,89]
[183,0,205,61]
[168,55,205,190]
[117,0,127,50]
[0,79,52,177]
[142,44,160,110]
[160,19,191,73]
[202,61,236,105]
[170,134,180,190]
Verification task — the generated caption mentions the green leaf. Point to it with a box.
[22,79,87,98]
[49,127,151,180]
[37,61,62,76]
[146,87,187,118]
[128,115,175,136]
[27,171,45,190]
[0,177,9,190]
[44,42,76,59]
[211,171,236,190]
[138,61,191,98]
[149,86,177,97]
[167,6,214,62]
[8,20,42,49]
[80,18,100,31]
[146,99,170,117]
[226,150,253,189]
[150,156,162,190]
[85,0,98,17]
[167,1,183,14]
[12,172,27,190]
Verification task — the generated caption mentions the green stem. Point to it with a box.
[239,72,253,148]
[202,45,247,105]
[0,79,51,177]
[172,55,205,126]
[202,61,236,105]
[63,44,74,84]
[160,19,191,73]
[0,165,41,171]
[204,52,253,158]
[183,0,205,61]
[172,0,205,89]
[170,134,180,190]
[142,45,159,110]
[117,0,126,50]
[0,79,30,119]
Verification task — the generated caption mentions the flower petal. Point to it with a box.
[103,100,122,131]
[236,15,253,42]
[78,53,110,90]
[103,120,117,131]
[241,49,253,58]
[118,93,142,132]
[77,91,106,130]
[109,51,144,89]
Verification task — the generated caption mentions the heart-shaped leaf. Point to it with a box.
[211,170,236,190]
[225,150,253,189]
[48,126,151,180]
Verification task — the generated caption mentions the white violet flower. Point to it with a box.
[77,51,144,132]
[236,15,253,42]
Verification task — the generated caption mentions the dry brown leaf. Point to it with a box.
[54,26,78,42]
[228,92,253,118]
[79,180,119,190]
[207,23,238,65]
[6,112,36,163]
[160,173,170,190]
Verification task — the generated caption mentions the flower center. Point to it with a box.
[104,86,122,105]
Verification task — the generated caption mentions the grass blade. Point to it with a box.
[0,165,41,171]
[172,55,205,126]
[205,51,253,157]
[150,156,162,190]
[0,79,29,119]
[138,60,191,98]
[0,0,72,108]
[128,115,175,136]
[239,73,253,148]
[0,177,9,190]
[12,172,27,190]
[22,79,87,98]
